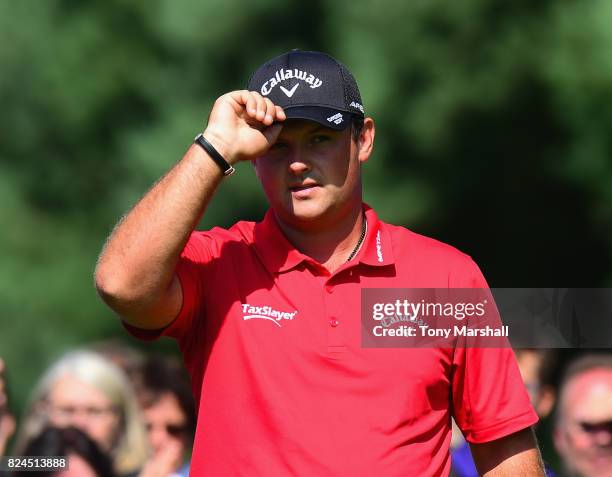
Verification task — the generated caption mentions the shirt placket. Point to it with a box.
[323,275,348,359]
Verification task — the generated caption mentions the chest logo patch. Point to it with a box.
[241,303,298,327]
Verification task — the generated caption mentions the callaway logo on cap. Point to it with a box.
[247,49,365,130]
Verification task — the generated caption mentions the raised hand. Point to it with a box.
[203,90,286,163]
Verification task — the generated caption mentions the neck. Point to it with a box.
[275,205,365,273]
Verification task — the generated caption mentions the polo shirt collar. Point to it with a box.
[253,209,310,274]
[359,204,395,267]
[252,204,395,275]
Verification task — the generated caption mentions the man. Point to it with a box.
[554,353,612,477]
[95,49,544,476]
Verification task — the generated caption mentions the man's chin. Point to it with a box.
[277,200,331,226]
[290,204,326,222]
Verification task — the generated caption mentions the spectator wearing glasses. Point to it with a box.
[13,350,148,477]
[139,356,195,477]
[554,353,612,477]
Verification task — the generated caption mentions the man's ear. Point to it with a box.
[357,117,375,164]
[535,386,556,418]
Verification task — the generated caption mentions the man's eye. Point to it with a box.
[312,135,330,144]
[269,142,287,151]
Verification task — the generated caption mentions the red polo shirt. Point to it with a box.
[126,204,537,477]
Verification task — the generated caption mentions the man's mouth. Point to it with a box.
[289,181,319,191]
[289,182,320,197]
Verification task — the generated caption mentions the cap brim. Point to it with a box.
[282,106,351,131]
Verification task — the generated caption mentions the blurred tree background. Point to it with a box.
[1,0,612,466]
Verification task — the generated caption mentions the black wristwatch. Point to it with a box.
[194,133,236,176]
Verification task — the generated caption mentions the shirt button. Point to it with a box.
[329,318,339,327]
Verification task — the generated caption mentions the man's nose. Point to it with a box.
[148,426,167,450]
[287,147,311,175]
[68,412,91,432]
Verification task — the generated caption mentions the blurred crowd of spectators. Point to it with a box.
[450,349,612,477]
[0,342,195,477]
[1,346,611,477]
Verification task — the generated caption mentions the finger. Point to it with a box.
[238,91,257,118]
[275,105,286,121]
[263,98,276,125]
[252,92,267,122]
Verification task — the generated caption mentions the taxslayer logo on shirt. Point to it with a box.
[260,68,323,96]
[241,303,298,327]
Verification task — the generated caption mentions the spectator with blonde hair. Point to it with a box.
[13,350,148,477]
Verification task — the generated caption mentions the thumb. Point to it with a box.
[262,123,283,146]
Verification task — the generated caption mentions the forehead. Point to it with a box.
[144,393,185,421]
[49,375,112,406]
[563,369,612,421]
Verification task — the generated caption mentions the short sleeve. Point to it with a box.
[451,346,538,443]
[122,231,217,350]
[449,256,539,443]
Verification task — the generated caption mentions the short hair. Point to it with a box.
[559,353,612,386]
[351,115,364,143]
[141,355,196,440]
[14,350,148,475]
[555,352,612,425]
[17,426,116,477]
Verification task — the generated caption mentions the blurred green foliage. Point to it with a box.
[1,0,612,465]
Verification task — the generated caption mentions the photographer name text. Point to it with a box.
[372,324,509,338]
